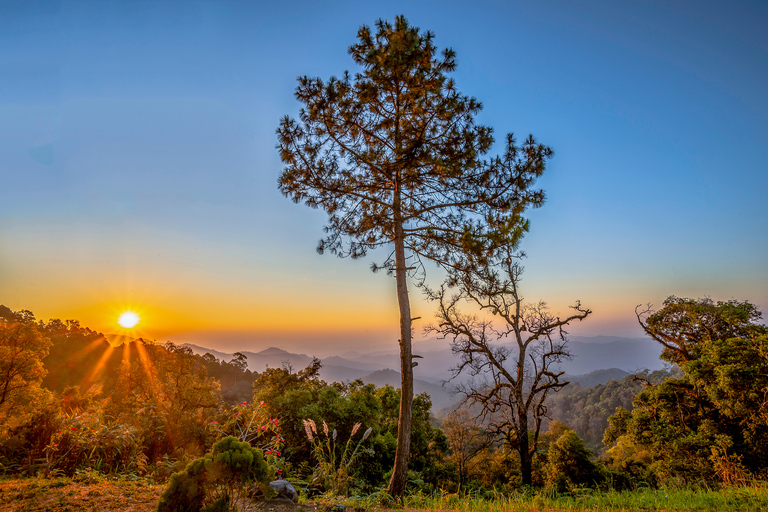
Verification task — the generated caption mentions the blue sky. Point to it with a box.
[1,0,766,354]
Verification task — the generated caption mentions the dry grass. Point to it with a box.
[0,475,164,512]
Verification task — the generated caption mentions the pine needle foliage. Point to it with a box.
[278,16,549,272]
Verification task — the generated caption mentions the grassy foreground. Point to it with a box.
[396,485,768,511]
[1,476,767,511]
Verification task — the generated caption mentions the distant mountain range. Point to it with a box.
[564,368,631,387]
[103,332,663,412]
[564,337,663,375]
[180,343,456,409]
[179,334,665,412]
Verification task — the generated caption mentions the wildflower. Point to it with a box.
[323,421,329,437]
[362,427,373,441]
[209,421,218,425]
[260,401,265,407]
[235,412,240,418]
[308,419,317,434]
[351,422,361,436]
[272,418,279,426]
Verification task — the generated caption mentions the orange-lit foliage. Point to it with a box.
[107,341,222,461]
[0,310,52,420]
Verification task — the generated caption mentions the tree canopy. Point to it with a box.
[606,297,768,483]
[0,310,52,420]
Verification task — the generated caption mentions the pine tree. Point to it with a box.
[277,15,551,496]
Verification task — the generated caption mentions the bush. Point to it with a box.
[545,430,601,492]
[157,436,274,512]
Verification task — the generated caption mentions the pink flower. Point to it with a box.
[210,421,218,425]
[260,401,265,407]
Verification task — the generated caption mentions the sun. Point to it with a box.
[118,311,140,329]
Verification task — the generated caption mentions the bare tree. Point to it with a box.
[427,254,591,485]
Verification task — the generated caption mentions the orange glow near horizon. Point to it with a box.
[43,295,401,342]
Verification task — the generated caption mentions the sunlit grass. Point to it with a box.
[398,484,768,511]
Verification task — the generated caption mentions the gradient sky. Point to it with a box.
[2,0,766,355]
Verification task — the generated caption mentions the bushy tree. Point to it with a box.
[0,309,52,422]
[605,297,768,484]
[638,296,764,365]
[157,436,273,512]
[442,409,490,489]
[545,429,600,492]
[277,16,551,496]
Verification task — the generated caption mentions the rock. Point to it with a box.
[269,479,299,503]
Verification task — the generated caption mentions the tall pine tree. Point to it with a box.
[277,16,551,496]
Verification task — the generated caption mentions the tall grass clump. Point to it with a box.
[303,419,372,496]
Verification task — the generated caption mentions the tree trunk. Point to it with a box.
[387,188,413,498]
[518,414,532,486]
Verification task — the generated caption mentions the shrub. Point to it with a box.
[157,436,274,512]
[545,430,601,492]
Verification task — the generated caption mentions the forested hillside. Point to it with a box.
[546,368,680,453]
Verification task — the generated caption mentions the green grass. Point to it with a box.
[397,485,768,512]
